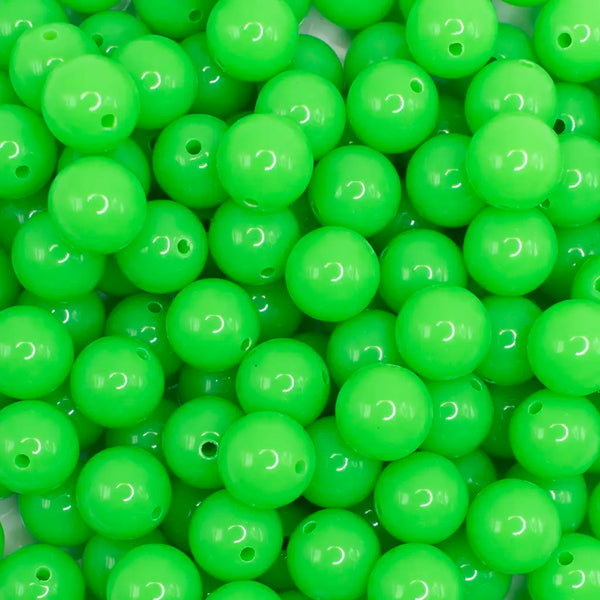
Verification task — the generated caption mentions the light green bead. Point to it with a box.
[312,0,394,30]
[132,0,216,38]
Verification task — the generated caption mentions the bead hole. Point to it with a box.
[43,30,57,41]
[282,536,289,550]
[151,506,162,520]
[147,301,162,313]
[295,460,306,475]
[410,79,423,93]
[529,401,542,415]
[136,348,149,360]
[558,551,574,566]
[189,9,202,22]
[15,454,30,469]
[92,33,103,47]
[240,547,255,561]
[101,114,116,129]
[15,165,30,179]
[177,239,191,254]
[554,119,566,134]
[241,338,252,352]
[36,568,51,581]
[594,278,600,293]
[470,378,483,391]
[540,199,550,209]
[558,32,572,49]
[200,440,218,459]
[303,521,317,534]
[449,42,463,56]
[186,139,202,155]
[260,267,275,279]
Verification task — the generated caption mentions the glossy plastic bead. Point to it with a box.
[217,113,313,211]
[396,285,491,381]
[0,187,47,251]
[285,226,379,322]
[335,363,432,461]
[80,10,150,57]
[76,446,171,540]
[218,411,315,509]
[132,0,214,37]
[189,488,283,581]
[212,581,280,600]
[116,200,208,294]
[435,94,471,136]
[572,255,600,302]
[178,364,238,404]
[97,255,139,298]
[494,22,536,61]
[588,483,600,539]
[346,60,439,154]
[115,35,198,130]
[207,0,297,82]
[528,299,600,396]
[0,247,19,310]
[290,34,343,93]
[315,0,394,29]
[466,478,561,574]
[0,70,19,105]
[166,278,260,371]
[0,304,73,399]
[406,0,498,79]
[466,113,561,209]
[451,448,498,501]
[42,54,140,153]
[554,82,600,140]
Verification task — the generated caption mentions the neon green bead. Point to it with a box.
[466,113,561,210]
[347,60,439,154]
[70,336,164,428]
[554,82,600,140]
[406,0,498,79]
[285,227,380,322]
[349,494,397,554]
[206,0,298,82]
[368,543,462,600]
[42,54,140,153]
[284,0,310,22]
[0,247,20,310]
[494,23,536,61]
[588,482,600,539]
[212,581,280,600]
[290,35,343,93]
[209,200,300,286]
[308,145,401,237]
[166,278,260,371]
[0,544,84,600]
[0,69,20,105]
[572,255,600,302]
[114,35,198,131]
[218,411,315,509]
[77,446,171,540]
[451,448,498,501]
[435,94,471,137]
[189,488,283,581]
[288,509,381,600]
[466,479,561,574]
[313,0,393,30]
[178,364,238,404]
[0,187,46,251]
[116,200,208,294]
[217,113,313,211]
[61,0,119,11]
[133,0,215,38]
[335,363,432,461]
[528,300,600,396]
[97,255,140,298]
[396,285,491,381]
[80,10,150,57]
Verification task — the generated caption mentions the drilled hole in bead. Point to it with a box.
[177,239,191,254]
[529,401,542,415]
[540,199,550,209]
[449,42,463,56]
[303,521,317,534]
[15,454,30,469]
[241,338,252,352]
[136,347,149,360]
[15,165,30,179]
[186,139,202,155]
[147,301,162,314]
[558,32,572,49]
[92,33,103,47]
[410,78,423,93]
[240,547,255,562]
[101,114,116,129]
[282,536,289,550]
[470,378,483,391]
[36,568,50,581]
[260,267,275,279]
[189,9,202,21]
[295,460,306,475]
[151,506,163,520]
[554,119,566,134]
[558,551,574,566]
[43,30,57,40]
[200,440,218,459]
[595,278,600,293]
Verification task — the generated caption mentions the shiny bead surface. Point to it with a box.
[133,0,215,38]
[312,0,393,30]
[451,448,498,501]
[290,34,343,93]
[0,247,20,310]
[0,187,47,251]
[571,255,600,303]
[212,581,281,600]
[178,364,238,405]
[554,82,600,140]
[493,22,536,61]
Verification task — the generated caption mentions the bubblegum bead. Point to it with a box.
[212,581,281,600]
[133,0,215,37]
[114,35,198,130]
[572,255,600,302]
[285,227,379,322]
[0,70,20,105]
[466,479,561,574]
[406,0,498,79]
[97,255,140,297]
[218,411,315,509]
[0,305,73,399]
[179,364,238,404]
[528,299,600,396]
[189,488,283,581]
[315,0,394,30]
[166,278,260,371]
[290,35,343,93]
[335,363,432,461]
[308,145,401,237]
[554,82,600,140]
[76,446,172,540]
[396,285,491,381]
[435,94,471,136]
[494,22,536,61]
[0,400,78,493]
[206,0,298,82]
[588,483,600,539]
[346,60,439,154]
[0,247,19,310]
[0,187,46,251]
[451,448,498,501]
[216,113,313,211]
[466,113,562,209]
[61,0,119,11]
[42,54,140,153]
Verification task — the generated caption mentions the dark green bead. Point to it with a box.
[451,448,498,501]
[554,82,600,140]
[80,10,150,57]
[313,0,394,30]
[0,246,19,310]
[0,69,20,105]
[133,0,215,38]
[212,581,280,600]
[349,495,397,554]
[178,364,238,404]
[0,187,47,252]
[571,255,600,302]
[494,23,536,61]
[434,94,471,137]
[97,255,140,298]
[290,34,343,93]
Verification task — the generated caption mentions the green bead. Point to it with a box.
[166,278,260,371]
[216,113,313,211]
[163,396,243,489]
[349,494,397,554]
[438,528,512,600]
[510,389,600,479]
[0,246,19,310]
[335,363,432,461]
[42,54,140,153]
[528,299,600,396]
[114,35,198,131]
[97,254,140,298]
[406,0,498,79]
[178,364,238,404]
[435,94,471,136]
[347,60,439,154]
[285,226,380,322]
[0,544,84,600]
[308,145,401,237]
[533,0,600,83]
[288,509,381,600]
[218,411,315,509]
[572,255,600,302]
[107,543,202,600]
[0,305,73,399]
[313,0,393,30]
[80,10,150,57]
[0,104,57,201]
[451,448,498,501]
[133,0,215,38]
[0,186,47,251]
[554,82,600,140]
[0,69,20,105]
[189,488,283,581]
[478,295,542,386]
[396,285,491,381]
[466,113,561,210]
[421,374,493,458]
[212,581,280,600]
[206,0,298,82]
[466,478,561,574]
[76,446,171,540]
[368,543,462,600]
[209,200,300,286]
[116,200,208,294]
[588,482,600,539]
[494,23,536,62]
[61,0,119,12]
[290,34,343,93]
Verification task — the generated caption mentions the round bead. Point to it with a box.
[212,581,281,600]
[494,22,536,61]
[312,0,393,30]
[178,364,238,405]
[554,82,600,139]
[132,0,215,38]
[218,411,315,509]
[466,478,561,574]
[588,483,600,539]
[0,69,19,105]
[166,278,260,371]
[0,247,20,310]
[76,446,171,540]
[0,188,46,251]
[435,94,471,136]
[572,255,600,302]
[346,60,439,154]
[451,448,498,501]
[396,285,491,381]
[335,363,432,462]
[97,256,139,298]
[290,34,343,93]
